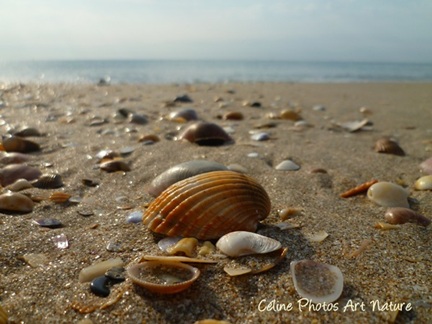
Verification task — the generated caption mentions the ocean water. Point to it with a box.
[1,60,432,84]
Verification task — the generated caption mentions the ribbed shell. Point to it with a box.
[143,170,271,240]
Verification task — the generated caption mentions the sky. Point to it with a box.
[1,0,431,62]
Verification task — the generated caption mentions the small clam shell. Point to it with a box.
[5,178,33,191]
[367,181,409,208]
[275,160,300,171]
[290,260,344,303]
[31,173,63,189]
[49,192,72,203]
[144,171,271,240]
[414,175,432,190]
[384,207,430,227]
[374,137,405,156]
[337,119,370,132]
[127,261,200,294]
[216,231,281,257]
[2,136,40,153]
[177,122,233,146]
[0,163,42,186]
[148,160,228,197]
[222,111,244,121]
[168,108,198,122]
[0,192,34,213]
[280,109,302,121]
[0,152,32,165]
[99,159,131,172]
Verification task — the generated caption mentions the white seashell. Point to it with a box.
[414,175,432,190]
[0,191,34,213]
[275,160,300,171]
[367,181,409,208]
[290,260,344,303]
[337,119,370,132]
[216,231,282,257]
[5,178,33,191]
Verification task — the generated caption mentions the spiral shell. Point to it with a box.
[143,170,271,240]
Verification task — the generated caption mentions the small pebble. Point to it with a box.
[33,218,63,229]
[105,267,126,282]
[90,276,111,297]
[126,211,143,223]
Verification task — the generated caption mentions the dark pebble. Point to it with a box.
[90,276,111,297]
[32,218,63,228]
[173,94,193,103]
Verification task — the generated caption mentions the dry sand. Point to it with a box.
[0,82,431,323]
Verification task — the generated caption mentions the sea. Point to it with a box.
[1,60,432,84]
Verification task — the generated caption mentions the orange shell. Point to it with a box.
[143,170,271,240]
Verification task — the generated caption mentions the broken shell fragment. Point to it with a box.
[166,237,198,257]
[340,179,378,198]
[367,181,410,208]
[384,207,430,227]
[148,160,228,197]
[127,261,200,294]
[216,231,281,257]
[414,175,432,190]
[290,260,344,303]
[0,191,34,213]
[144,171,271,240]
[177,122,233,146]
[79,258,124,283]
[374,137,405,156]
[198,241,216,256]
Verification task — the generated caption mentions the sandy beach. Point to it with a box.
[0,82,431,323]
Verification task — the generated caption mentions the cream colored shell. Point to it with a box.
[143,170,271,240]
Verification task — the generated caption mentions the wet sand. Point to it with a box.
[0,82,431,323]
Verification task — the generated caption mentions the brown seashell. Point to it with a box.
[127,261,200,294]
[0,192,34,213]
[222,111,244,121]
[1,136,40,153]
[167,108,198,122]
[280,109,302,121]
[384,207,430,227]
[0,164,42,186]
[148,160,228,197]
[177,122,233,146]
[13,127,42,137]
[49,192,72,203]
[31,173,63,189]
[0,152,32,165]
[138,134,160,144]
[374,137,405,156]
[99,159,131,172]
[143,170,271,240]
[340,179,378,198]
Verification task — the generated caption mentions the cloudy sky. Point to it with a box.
[1,0,431,62]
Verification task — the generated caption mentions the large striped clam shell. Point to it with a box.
[143,170,271,240]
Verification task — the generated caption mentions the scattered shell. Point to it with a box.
[280,109,302,121]
[198,241,216,256]
[359,106,372,115]
[337,119,370,132]
[222,111,244,121]
[0,191,34,213]
[158,236,183,252]
[419,157,432,174]
[290,260,344,303]
[138,134,160,144]
[52,233,69,249]
[250,132,270,141]
[49,192,71,203]
[168,108,198,122]
[143,171,271,240]
[304,231,329,243]
[340,179,378,198]
[177,122,233,146]
[5,178,33,191]
[148,160,228,197]
[106,240,124,252]
[32,218,63,228]
[82,178,100,187]
[374,222,401,230]
[167,238,198,257]
[127,261,200,294]
[0,152,32,164]
[129,113,147,125]
[278,207,303,220]
[100,159,131,172]
[31,173,63,189]
[13,127,42,137]
[105,267,126,282]
[374,137,405,156]
[312,105,326,111]
[140,255,217,264]
[275,222,300,230]
[414,175,432,190]
[173,94,193,103]
[79,258,124,283]
[384,207,430,227]
[216,231,281,257]
[367,181,410,208]
[95,149,120,162]
[0,163,42,186]
[1,136,40,153]
[223,266,252,276]
[22,253,49,267]
[275,160,300,171]
[126,210,143,223]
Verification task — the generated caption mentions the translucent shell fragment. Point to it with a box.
[143,170,271,240]
[290,260,344,303]
[367,181,409,208]
[127,261,200,294]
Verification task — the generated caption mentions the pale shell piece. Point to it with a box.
[158,236,182,252]
[304,231,329,243]
[0,152,32,165]
[167,238,198,257]
[22,253,49,267]
[275,160,300,171]
[419,157,432,174]
[223,266,252,276]
[414,175,432,190]
[52,233,69,249]
[250,132,270,141]
[140,255,217,264]
[0,191,34,213]
[127,261,200,294]
[5,178,33,191]
[384,207,430,227]
[290,260,344,304]
[198,241,216,256]
[79,258,124,283]
[367,182,409,208]
[144,171,271,240]
[148,160,228,197]
[216,231,282,257]
[337,119,370,132]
